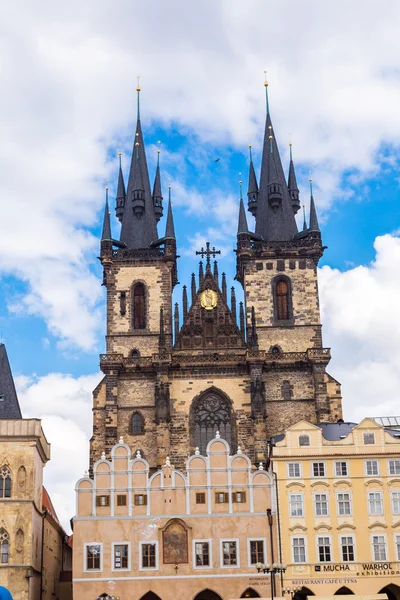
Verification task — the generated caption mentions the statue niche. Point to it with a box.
[155,382,171,424]
[250,378,266,419]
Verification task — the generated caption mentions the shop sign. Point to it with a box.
[292,579,357,585]
[357,563,400,577]
[315,565,350,572]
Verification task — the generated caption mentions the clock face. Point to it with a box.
[200,289,218,311]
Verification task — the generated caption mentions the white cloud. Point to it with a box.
[319,234,400,422]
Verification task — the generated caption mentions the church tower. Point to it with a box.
[90,82,342,472]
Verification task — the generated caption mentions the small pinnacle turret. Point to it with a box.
[153,149,163,223]
[0,344,22,419]
[238,182,250,236]
[309,180,320,232]
[247,145,258,217]
[165,187,176,240]
[115,153,126,223]
[288,143,300,215]
[101,188,112,242]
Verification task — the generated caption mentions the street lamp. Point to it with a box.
[254,562,287,600]
[283,586,302,598]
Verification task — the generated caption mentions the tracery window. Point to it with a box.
[0,528,9,563]
[193,392,233,454]
[0,466,11,498]
[131,412,144,435]
[275,279,290,321]
[132,283,146,330]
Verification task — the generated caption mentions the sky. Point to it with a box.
[1,0,400,530]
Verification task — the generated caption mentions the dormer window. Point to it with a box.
[299,434,310,447]
[364,432,375,445]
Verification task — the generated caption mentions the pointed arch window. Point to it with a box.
[132,283,146,330]
[131,412,144,435]
[273,276,293,323]
[0,528,9,563]
[0,466,11,498]
[191,391,235,455]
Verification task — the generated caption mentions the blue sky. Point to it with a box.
[2,0,400,528]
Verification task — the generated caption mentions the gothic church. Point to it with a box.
[90,82,342,471]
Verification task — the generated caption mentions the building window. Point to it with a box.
[372,535,387,561]
[314,493,329,516]
[86,544,101,570]
[0,466,11,498]
[96,495,110,507]
[312,462,326,477]
[365,460,379,476]
[292,537,306,563]
[132,283,146,330]
[113,544,129,570]
[141,543,156,569]
[364,432,375,445]
[192,391,234,455]
[340,536,355,562]
[317,537,332,562]
[0,529,9,564]
[388,460,400,475]
[299,434,310,447]
[249,540,265,565]
[195,542,210,567]
[288,463,301,478]
[215,492,229,504]
[117,495,127,507]
[233,491,246,503]
[289,494,304,517]
[274,278,291,321]
[335,461,349,477]
[196,493,206,504]
[131,412,144,435]
[395,535,400,560]
[368,492,383,515]
[120,291,126,316]
[337,492,352,516]
[134,494,147,506]
[222,541,238,566]
[392,491,400,515]
[282,381,292,401]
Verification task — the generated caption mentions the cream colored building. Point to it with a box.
[271,418,400,600]
[73,436,280,600]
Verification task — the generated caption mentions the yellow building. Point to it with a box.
[271,418,400,600]
[73,436,280,600]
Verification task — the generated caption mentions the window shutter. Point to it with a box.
[242,491,246,502]
[96,496,101,507]
[143,494,148,505]
[224,493,229,503]
[232,492,237,503]
[215,493,220,503]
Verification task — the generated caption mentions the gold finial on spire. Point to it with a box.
[264,70,268,87]
[136,75,141,92]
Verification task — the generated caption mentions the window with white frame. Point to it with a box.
[364,432,375,445]
[248,539,265,565]
[335,461,349,477]
[140,541,158,569]
[392,491,400,515]
[288,462,301,478]
[85,544,102,571]
[372,535,387,561]
[368,491,383,515]
[395,535,400,560]
[194,541,210,567]
[314,493,329,516]
[292,537,306,563]
[340,536,355,562]
[113,543,129,570]
[289,494,304,517]
[388,460,400,476]
[312,462,326,477]
[337,492,352,516]
[365,460,379,476]
[317,536,332,562]
[221,540,238,566]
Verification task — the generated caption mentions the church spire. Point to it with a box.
[119,81,159,249]
[288,143,300,214]
[309,179,320,232]
[153,147,163,223]
[0,344,22,419]
[237,178,250,235]
[165,187,176,240]
[101,187,112,241]
[247,145,258,217]
[255,80,298,241]
[115,152,126,223]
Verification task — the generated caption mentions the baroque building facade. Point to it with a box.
[90,82,342,474]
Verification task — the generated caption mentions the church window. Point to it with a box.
[120,291,126,316]
[0,466,11,498]
[273,276,292,322]
[0,529,9,564]
[271,345,281,355]
[131,349,140,358]
[282,381,292,400]
[131,412,144,435]
[192,391,234,455]
[132,283,146,330]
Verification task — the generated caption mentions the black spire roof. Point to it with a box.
[288,143,300,215]
[309,180,320,232]
[165,187,176,239]
[247,145,259,217]
[153,150,163,223]
[255,84,298,241]
[101,188,112,241]
[115,154,126,223]
[237,196,249,235]
[119,87,158,249]
[0,344,22,419]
